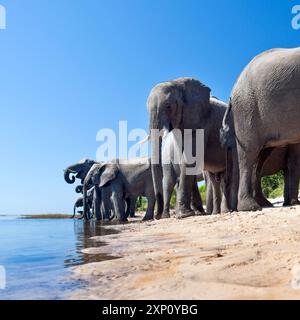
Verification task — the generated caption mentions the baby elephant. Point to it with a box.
[83,158,155,221]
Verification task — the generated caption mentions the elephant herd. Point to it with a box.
[64,47,300,222]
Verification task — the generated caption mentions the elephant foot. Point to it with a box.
[255,196,273,208]
[142,214,154,221]
[284,199,300,206]
[237,197,261,212]
[195,209,207,216]
[119,217,128,223]
[291,199,300,206]
[176,209,195,219]
[161,211,171,219]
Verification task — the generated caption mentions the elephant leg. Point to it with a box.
[111,183,127,222]
[143,195,155,221]
[254,148,274,208]
[93,187,102,221]
[283,168,290,206]
[237,146,262,212]
[212,173,222,214]
[286,144,300,205]
[191,179,205,214]
[176,167,195,219]
[125,197,131,218]
[220,174,230,213]
[128,196,137,218]
[254,178,273,207]
[162,169,176,219]
[205,172,213,214]
[101,187,112,221]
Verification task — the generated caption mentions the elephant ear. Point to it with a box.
[181,78,211,113]
[99,164,118,187]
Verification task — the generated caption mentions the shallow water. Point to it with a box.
[0,217,119,300]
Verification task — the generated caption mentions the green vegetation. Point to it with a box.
[21,214,71,219]
[136,184,207,212]
[136,172,286,212]
[261,171,284,199]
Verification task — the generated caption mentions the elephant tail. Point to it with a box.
[219,99,235,148]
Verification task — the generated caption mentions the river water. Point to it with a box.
[0,216,118,300]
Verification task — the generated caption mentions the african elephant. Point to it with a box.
[161,131,205,218]
[222,47,300,211]
[64,159,99,185]
[72,189,94,219]
[147,77,231,219]
[83,158,155,221]
[64,159,104,220]
[205,146,300,213]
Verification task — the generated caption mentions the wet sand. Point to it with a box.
[70,207,300,300]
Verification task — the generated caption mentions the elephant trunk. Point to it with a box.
[72,202,77,219]
[75,185,83,193]
[64,169,76,184]
[150,110,164,219]
[82,184,89,220]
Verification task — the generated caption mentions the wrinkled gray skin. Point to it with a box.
[204,171,229,214]
[206,146,300,213]
[222,48,300,211]
[65,159,138,221]
[161,131,205,218]
[64,159,99,185]
[72,188,94,219]
[148,78,231,219]
[64,159,104,220]
[83,158,155,221]
[255,146,300,207]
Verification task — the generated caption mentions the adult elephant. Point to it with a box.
[207,146,300,213]
[83,158,155,221]
[222,47,300,211]
[161,131,205,218]
[64,159,98,185]
[72,188,94,219]
[148,78,231,219]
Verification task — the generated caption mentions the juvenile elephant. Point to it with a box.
[72,190,94,219]
[148,78,231,219]
[222,47,300,211]
[83,158,155,221]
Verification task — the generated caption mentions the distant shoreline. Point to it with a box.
[0,214,71,219]
[20,214,71,219]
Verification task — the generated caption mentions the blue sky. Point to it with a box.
[0,0,299,214]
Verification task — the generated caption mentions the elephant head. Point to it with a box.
[82,162,118,220]
[64,159,97,184]
[147,77,211,218]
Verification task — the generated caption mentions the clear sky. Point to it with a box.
[1,0,300,215]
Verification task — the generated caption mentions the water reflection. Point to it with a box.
[64,220,120,267]
[0,218,121,299]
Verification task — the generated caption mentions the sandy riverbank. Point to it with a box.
[70,207,300,300]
